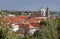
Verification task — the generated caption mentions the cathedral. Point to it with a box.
[40,6,50,19]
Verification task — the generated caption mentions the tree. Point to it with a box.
[36,20,58,39]
[40,20,49,26]
[52,19,60,39]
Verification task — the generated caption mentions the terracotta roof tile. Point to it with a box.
[34,13,42,17]
[0,16,42,29]
[30,23,40,27]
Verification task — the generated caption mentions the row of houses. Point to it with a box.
[0,7,50,37]
[0,14,47,37]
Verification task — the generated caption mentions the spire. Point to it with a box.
[46,6,49,11]
[45,6,49,17]
[46,6,50,19]
[41,6,43,9]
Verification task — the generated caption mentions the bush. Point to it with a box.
[40,20,49,26]
[36,20,58,39]
[0,22,18,39]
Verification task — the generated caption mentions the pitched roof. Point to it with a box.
[30,23,40,27]
[6,15,29,23]
[0,15,44,29]
[34,13,42,17]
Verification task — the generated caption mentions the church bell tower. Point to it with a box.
[46,7,50,19]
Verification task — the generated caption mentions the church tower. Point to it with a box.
[46,6,50,19]
[40,6,46,17]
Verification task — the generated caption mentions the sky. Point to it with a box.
[0,0,60,11]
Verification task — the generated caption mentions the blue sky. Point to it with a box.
[0,0,60,11]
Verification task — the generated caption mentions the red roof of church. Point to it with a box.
[34,13,42,17]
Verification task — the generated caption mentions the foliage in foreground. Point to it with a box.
[33,20,58,39]
[0,21,18,39]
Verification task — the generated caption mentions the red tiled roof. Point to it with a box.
[18,24,25,28]
[30,23,39,27]
[29,17,43,22]
[34,13,42,17]
[6,16,29,23]
[0,16,43,29]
